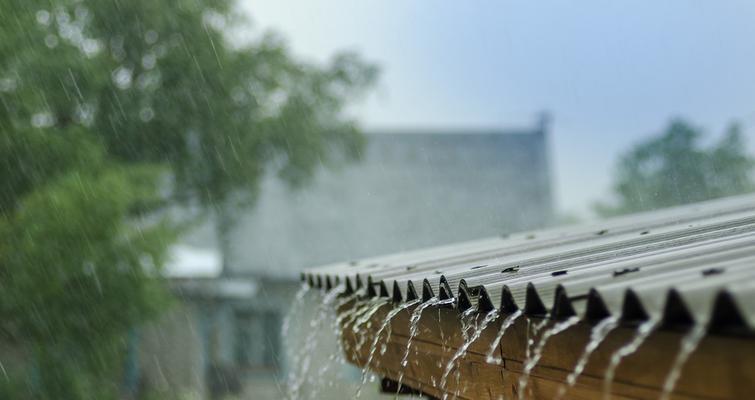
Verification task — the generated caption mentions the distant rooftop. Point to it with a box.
[185,121,553,279]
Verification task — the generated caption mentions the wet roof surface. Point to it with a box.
[303,194,755,334]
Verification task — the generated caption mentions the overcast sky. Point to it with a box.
[240,0,755,218]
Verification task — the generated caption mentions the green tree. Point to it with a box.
[0,0,376,398]
[596,119,755,216]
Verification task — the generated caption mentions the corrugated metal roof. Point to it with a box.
[303,194,755,334]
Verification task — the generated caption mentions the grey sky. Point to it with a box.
[241,0,755,217]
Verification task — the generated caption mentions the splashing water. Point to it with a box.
[602,319,658,400]
[658,324,707,400]
[396,297,455,396]
[518,316,580,400]
[486,309,523,365]
[288,284,345,399]
[355,299,421,399]
[459,307,478,341]
[354,298,390,333]
[440,309,499,400]
[554,316,619,400]
[354,298,389,326]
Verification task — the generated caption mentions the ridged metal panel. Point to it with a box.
[303,194,755,333]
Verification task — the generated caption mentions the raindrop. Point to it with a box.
[75,103,95,126]
[31,112,55,128]
[55,9,70,25]
[82,39,101,57]
[145,30,159,45]
[112,67,133,90]
[139,107,155,122]
[45,34,59,49]
[142,53,157,70]
[36,10,51,26]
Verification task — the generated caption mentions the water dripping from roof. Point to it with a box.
[288,283,345,398]
[355,299,420,399]
[442,307,478,398]
[659,323,707,400]
[486,309,523,365]
[395,297,455,397]
[602,319,659,399]
[555,316,619,400]
[518,316,581,400]
[440,308,500,400]
[352,298,391,356]
[526,317,551,362]
[313,289,368,399]
[339,300,376,356]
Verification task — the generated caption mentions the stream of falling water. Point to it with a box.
[554,316,619,400]
[355,299,421,399]
[658,324,707,400]
[308,290,371,399]
[395,297,455,397]
[352,298,391,356]
[518,316,581,400]
[444,307,478,399]
[288,284,345,399]
[526,317,551,362]
[602,319,658,400]
[486,309,523,365]
[440,309,500,400]
[333,290,367,358]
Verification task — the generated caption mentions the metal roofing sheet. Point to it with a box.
[303,193,755,333]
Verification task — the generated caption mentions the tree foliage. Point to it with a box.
[0,0,376,398]
[596,119,755,216]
